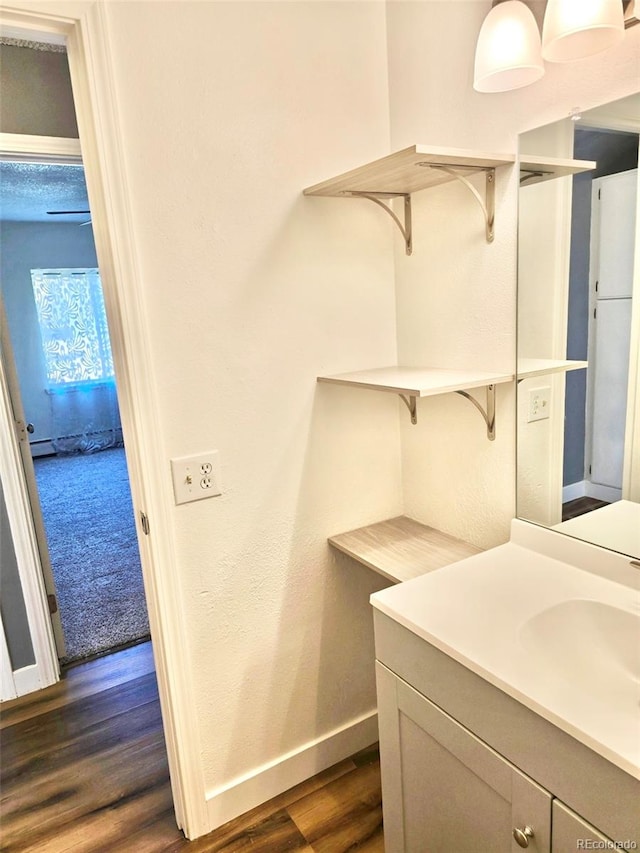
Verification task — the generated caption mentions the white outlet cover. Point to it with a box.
[171,451,222,505]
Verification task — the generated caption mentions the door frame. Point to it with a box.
[579,97,640,502]
[0,4,208,839]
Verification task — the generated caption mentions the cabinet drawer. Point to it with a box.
[552,800,616,851]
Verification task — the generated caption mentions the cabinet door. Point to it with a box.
[376,662,552,853]
[552,801,615,851]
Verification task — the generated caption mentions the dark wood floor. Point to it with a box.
[0,643,384,852]
[562,496,609,521]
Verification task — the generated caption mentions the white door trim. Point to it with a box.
[0,4,208,839]
[623,164,640,501]
[0,132,82,162]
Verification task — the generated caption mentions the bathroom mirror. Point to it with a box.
[517,93,640,559]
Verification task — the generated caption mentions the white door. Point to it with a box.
[0,299,66,657]
[588,169,637,495]
[0,308,59,695]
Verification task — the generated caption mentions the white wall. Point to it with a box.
[386,0,640,549]
[102,0,400,812]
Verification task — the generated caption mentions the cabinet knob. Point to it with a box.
[513,825,534,848]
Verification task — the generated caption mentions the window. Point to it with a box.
[30,268,115,388]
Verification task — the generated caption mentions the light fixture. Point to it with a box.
[542,0,624,62]
[474,0,636,93]
[474,1,544,93]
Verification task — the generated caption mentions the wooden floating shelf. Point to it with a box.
[519,155,596,186]
[329,515,482,584]
[517,358,588,380]
[303,145,515,250]
[317,366,513,397]
[304,145,515,198]
[318,366,513,438]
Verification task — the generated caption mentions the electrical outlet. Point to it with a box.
[171,452,222,504]
[527,387,551,423]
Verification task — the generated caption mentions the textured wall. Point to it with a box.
[103,0,400,796]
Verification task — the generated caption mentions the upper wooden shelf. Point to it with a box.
[519,155,596,186]
[517,358,588,379]
[329,515,482,584]
[304,145,515,250]
[303,145,515,198]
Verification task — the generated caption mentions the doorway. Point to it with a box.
[562,125,639,517]
[1,161,150,665]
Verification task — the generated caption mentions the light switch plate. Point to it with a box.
[528,386,551,422]
[171,452,222,504]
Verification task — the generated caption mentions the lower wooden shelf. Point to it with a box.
[329,515,482,584]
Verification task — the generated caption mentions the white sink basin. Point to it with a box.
[520,599,640,709]
[371,540,640,779]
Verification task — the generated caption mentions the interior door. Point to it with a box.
[0,299,66,657]
[590,298,632,488]
[588,169,637,494]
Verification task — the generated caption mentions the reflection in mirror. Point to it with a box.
[517,94,640,558]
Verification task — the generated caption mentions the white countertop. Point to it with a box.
[554,500,640,559]
[371,541,640,780]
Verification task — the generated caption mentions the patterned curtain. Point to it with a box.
[31,269,123,454]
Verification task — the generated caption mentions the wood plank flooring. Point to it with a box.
[0,643,383,852]
[562,496,609,521]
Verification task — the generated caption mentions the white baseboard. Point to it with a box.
[205,710,378,832]
[585,482,622,503]
[563,481,587,502]
[563,481,622,504]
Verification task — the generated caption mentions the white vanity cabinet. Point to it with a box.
[372,592,639,853]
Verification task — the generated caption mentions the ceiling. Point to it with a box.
[0,161,90,223]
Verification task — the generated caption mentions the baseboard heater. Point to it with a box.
[30,438,55,458]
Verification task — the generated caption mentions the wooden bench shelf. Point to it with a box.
[329,515,482,584]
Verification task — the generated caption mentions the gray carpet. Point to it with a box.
[33,447,149,664]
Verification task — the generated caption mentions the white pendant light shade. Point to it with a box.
[542,0,624,62]
[474,1,545,93]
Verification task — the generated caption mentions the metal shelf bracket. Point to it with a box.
[427,166,496,243]
[350,192,413,255]
[455,384,497,441]
[399,393,418,425]
[398,385,496,438]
